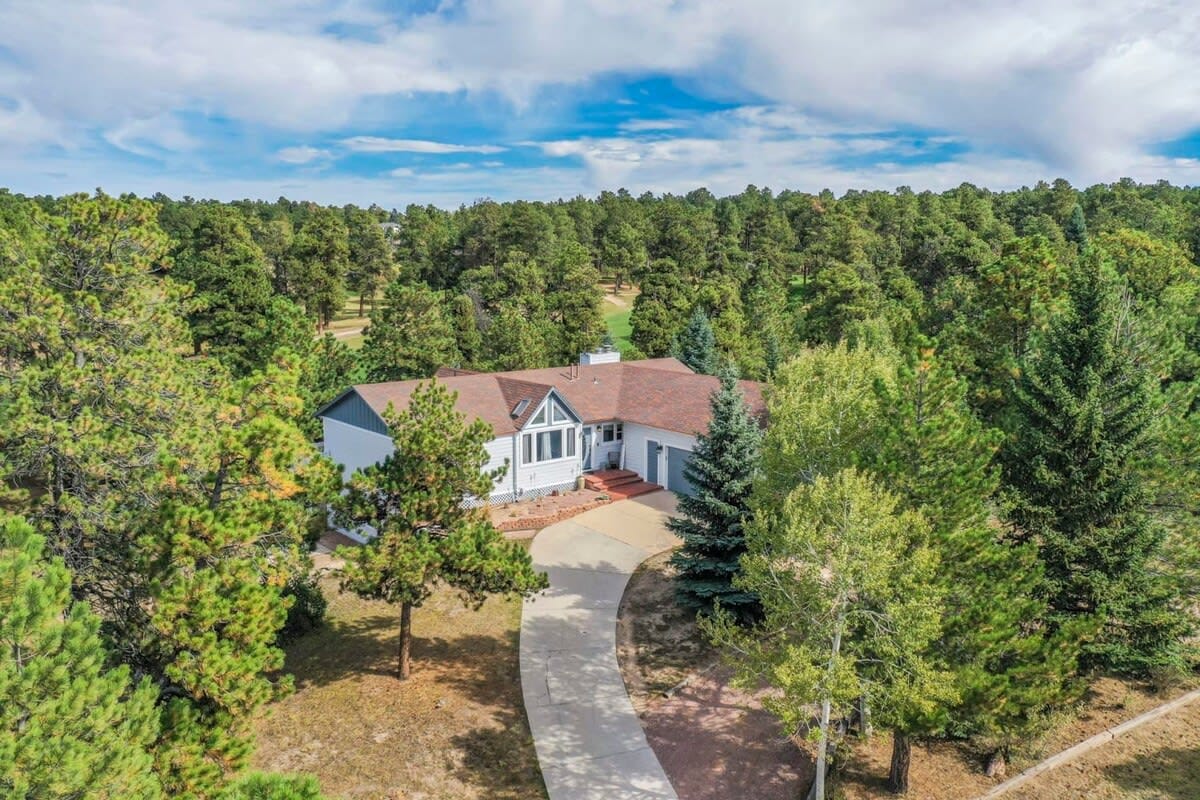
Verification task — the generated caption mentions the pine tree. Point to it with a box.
[1065,203,1088,248]
[0,515,162,800]
[360,281,459,381]
[216,772,325,800]
[872,347,1085,773]
[173,205,276,372]
[448,293,484,368]
[289,208,350,330]
[345,209,394,315]
[1001,252,1191,673]
[672,306,718,374]
[668,365,762,621]
[485,302,550,370]
[630,261,691,357]
[0,196,339,796]
[546,239,604,362]
[336,381,547,679]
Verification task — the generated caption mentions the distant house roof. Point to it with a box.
[322,358,765,437]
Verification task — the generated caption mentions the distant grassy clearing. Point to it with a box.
[604,308,633,352]
[600,282,637,352]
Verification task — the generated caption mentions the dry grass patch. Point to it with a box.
[618,550,1198,800]
[253,572,546,800]
[1009,699,1200,800]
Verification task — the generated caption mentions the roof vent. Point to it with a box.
[511,399,530,418]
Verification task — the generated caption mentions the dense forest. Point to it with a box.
[1,178,1198,798]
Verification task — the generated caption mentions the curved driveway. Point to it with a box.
[520,492,681,800]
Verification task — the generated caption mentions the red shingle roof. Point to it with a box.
[347,358,765,437]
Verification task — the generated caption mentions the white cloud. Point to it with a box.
[276,145,332,164]
[103,114,196,157]
[0,97,63,149]
[619,119,687,133]
[1,0,1198,194]
[341,136,507,154]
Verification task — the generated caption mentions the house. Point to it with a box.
[317,349,765,512]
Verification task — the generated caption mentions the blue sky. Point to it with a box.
[1,1,1198,207]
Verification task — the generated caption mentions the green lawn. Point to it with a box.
[604,307,632,352]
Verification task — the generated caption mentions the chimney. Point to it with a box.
[579,341,621,366]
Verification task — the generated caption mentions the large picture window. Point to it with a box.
[522,426,576,464]
[537,429,563,461]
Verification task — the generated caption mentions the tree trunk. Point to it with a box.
[888,730,911,794]
[398,601,413,680]
[855,694,872,737]
[985,750,1007,779]
[811,610,845,800]
[358,294,365,316]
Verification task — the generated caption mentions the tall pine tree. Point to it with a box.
[359,281,459,382]
[669,365,762,621]
[0,515,162,800]
[1000,252,1192,673]
[335,381,547,679]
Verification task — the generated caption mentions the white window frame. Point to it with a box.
[530,404,547,426]
[600,422,624,443]
[522,425,577,465]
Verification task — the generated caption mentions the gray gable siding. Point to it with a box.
[322,390,390,436]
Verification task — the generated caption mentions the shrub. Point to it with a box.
[279,573,328,644]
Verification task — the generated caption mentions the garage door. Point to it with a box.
[666,446,696,497]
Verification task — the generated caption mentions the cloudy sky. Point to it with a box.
[1,0,1198,206]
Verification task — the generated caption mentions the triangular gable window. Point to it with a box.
[551,401,571,423]
[529,403,547,426]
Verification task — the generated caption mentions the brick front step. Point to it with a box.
[600,481,662,500]
[583,469,641,491]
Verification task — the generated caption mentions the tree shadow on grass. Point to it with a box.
[1103,747,1200,800]
[282,612,401,687]
[450,706,548,800]
[424,628,548,799]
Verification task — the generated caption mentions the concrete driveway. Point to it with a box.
[520,491,681,800]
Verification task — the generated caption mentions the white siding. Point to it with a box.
[485,435,517,497]
[514,399,583,496]
[585,424,624,471]
[622,423,698,486]
[323,417,396,482]
[324,416,516,500]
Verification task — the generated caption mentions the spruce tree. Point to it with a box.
[1000,252,1191,672]
[336,381,547,679]
[672,306,718,374]
[1065,203,1088,248]
[669,365,762,621]
[0,515,162,800]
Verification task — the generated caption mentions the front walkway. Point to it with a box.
[520,492,682,800]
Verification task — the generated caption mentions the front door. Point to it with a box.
[646,439,659,484]
[582,426,593,471]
